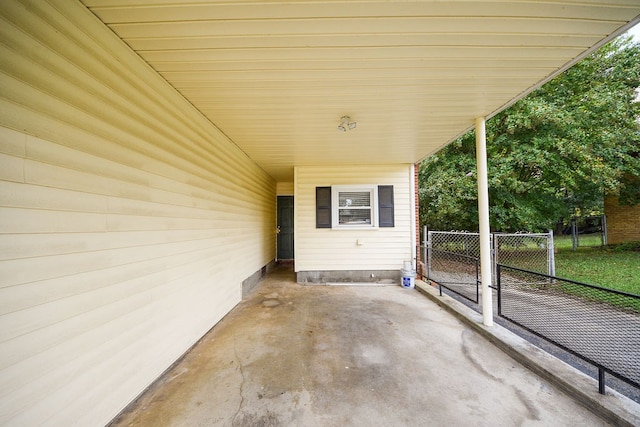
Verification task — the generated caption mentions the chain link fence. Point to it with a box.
[425,232,482,302]
[424,231,554,302]
[558,215,608,250]
[429,249,480,302]
[497,264,640,393]
[423,229,638,397]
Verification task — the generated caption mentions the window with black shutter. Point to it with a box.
[316,185,394,229]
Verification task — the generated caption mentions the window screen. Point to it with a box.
[337,191,372,225]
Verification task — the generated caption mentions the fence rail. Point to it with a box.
[497,264,640,394]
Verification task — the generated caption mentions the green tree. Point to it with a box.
[420,36,640,232]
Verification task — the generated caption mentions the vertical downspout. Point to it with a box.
[475,117,493,327]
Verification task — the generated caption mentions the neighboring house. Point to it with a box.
[604,196,640,244]
[0,1,638,425]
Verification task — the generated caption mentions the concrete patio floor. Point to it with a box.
[109,264,621,426]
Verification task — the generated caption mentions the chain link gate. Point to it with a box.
[425,230,554,303]
[493,232,555,278]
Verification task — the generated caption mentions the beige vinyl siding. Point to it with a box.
[277,181,294,195]
[0,1,275,425]
[295,164,412,272]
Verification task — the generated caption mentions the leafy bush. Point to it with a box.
[613,241,640,252]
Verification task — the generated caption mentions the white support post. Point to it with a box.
[475,117,493,327]
[410,163,417,270]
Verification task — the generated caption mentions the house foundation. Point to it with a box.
[296,270,400,284]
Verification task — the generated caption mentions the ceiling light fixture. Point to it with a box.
[337,115,357,132]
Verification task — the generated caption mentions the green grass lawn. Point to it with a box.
[554,247,640,296]
[553,233,604,250]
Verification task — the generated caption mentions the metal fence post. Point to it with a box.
[601,214,608,246]
[548,229,555,277]
[426,229,432,281]
[476,258,480,302]
[598,368,606,395]
[421,226,427,280]
[491,233,496,287]
[496,264,501,316]
[571,217,578,251]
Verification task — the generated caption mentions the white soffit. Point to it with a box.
[81,1,640,182]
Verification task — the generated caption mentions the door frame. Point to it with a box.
[277,195,294,261]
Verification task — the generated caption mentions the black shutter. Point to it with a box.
[316,186,332,228]
[378,185,394,227]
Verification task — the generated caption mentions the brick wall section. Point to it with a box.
[604,196,640,244]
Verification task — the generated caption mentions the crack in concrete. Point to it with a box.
[461,329,503,383]
[514,388,542,421]
[461,329,541,421]
[231,339,246,427]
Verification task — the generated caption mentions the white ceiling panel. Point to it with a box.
[81,0,640,181]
